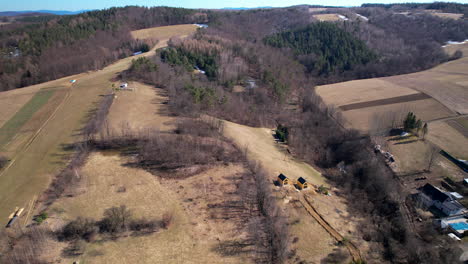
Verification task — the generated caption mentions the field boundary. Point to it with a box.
[339,93,431,111]
[446,119,468,137]
[0,86,72,179]
[0,89,56,149]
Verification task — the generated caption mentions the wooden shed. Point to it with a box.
[297,177,308,189]
[278,174,290,185]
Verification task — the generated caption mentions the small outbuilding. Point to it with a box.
[278,174,290,185]
[297,177,308,190]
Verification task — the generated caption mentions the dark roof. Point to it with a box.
[298,177,307,184]
[421,184,451,203]
[278,174,287,180]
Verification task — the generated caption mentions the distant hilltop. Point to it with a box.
[0,10,92,16]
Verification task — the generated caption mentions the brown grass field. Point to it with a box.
[131,24,199,40]
[0,24,197,227]
[106,82,175,134]
[341,99,454,132]
[47,152,253,263]
[308,8,328,13]
[427,119,468,159]
[313,14,345,21]
[316,79,419,107]
[222,121,324,186]
[424,10,464,20]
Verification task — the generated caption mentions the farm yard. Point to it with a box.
[0,24,198,227]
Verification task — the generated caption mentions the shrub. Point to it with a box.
[160,212,173,229]
[99,205,132,234]
[129,218,158,233]
[0,155,7,169]
[33,212,48,224]
[62,217,97,241]
[275,124,289,142]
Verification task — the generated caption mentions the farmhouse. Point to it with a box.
[278,174,290,185]
[418,183,466,216]
[297,177,308,189]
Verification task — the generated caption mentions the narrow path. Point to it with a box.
[301,195,362,262]
[426,114,468,123]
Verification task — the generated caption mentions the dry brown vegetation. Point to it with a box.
[313,14,347,21]
[131,24,199,41]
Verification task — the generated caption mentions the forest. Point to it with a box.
[0,6,209,91]
[263,22,377,75]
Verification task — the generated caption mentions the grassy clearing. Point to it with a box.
[313,14,345,21]
[426,11,464,20]
[222,120,324,186]
[131,24,198,40]
[106,82,175,134]
[0,89,55,150]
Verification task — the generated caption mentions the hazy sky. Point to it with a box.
[1,0,467,11]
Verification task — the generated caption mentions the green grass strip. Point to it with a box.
[0,89,55,149]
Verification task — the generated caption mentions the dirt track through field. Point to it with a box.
[301,195,362,262]
[446,119,468,137]
[339,93,431,111]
